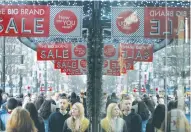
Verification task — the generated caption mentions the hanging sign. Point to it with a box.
[61,68,83,75]
[0,5,83,37]
[104,44,119,60]
[112,7,190,39]
[49,6,83,37]
[59,59,87,75]
[54,60,78,69]
[144,7,190,39]
[111,7,144,37]
[120,43,153,62]
[37,43,72,60]
[0,5,50,37]
[72,43,87,59]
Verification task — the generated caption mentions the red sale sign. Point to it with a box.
[72,44,87,59]
[54,60,78,69]
[104,44,119,60]
[110,60,134,71]
[120,43,153,62]
[61,68,83,75]
[0,5,49,37]
[144,7,190,39]
[37,43,72,60]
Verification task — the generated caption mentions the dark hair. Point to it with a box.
[34,96,44,111]
[39,100,51,120]
[60,96,68,100]
[132,100,139,106]
[168,100,178,111]
[138,101,150,121]
[152,104,165,129]
[60,93,67,98]
[7,98,18,110]
[17,99,22,107]
[25,103,39,124]
[70,92,80,105]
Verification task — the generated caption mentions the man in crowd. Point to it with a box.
[121,97,142,132]
[0,98,18,131]
[48,95,70,132]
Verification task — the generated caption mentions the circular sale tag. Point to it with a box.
[54,10,77,34]
[104,45,116,58]
[116,11,140,34]
[74,44,86,57]
[80,59,87,68]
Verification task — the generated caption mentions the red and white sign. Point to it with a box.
[54,60,78,69]
[54,10,77,34]
[37,43,72,60]
[72,43,87,59]
[110,60,134,71]
[49,6,83,37]
[61,68,83,75]
[59,59,87,75]
[104,45,116,58]
[104,44,119,60]
[120,43,153,62]
[144,7,190,39]
[80,59,87,68]
[116,10,140,34]
[0,5,50,37]
[74,44,86,58]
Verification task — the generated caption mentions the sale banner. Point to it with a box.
[104,44,119,60]
[120,43,153,62]
[54,60,78,69]
[0,5,50,37]
[59,59,87,75]
[111,7,145,37]
[103,60,130,76]
[37,43,72,60]
[49,6,83,37]
[144,7,190,39]
[61,68,83,75]
[110,60,134,71]
[72,43,87,59]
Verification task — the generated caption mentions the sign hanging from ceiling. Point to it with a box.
[0,5,83,37]
[49,6,83,37]
[0,5,50,37]
[120,43,153,62]
[112,7,190,39]
[111,7,144,38]
[37,43,87,60]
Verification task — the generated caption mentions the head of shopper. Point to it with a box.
[7,98,18,113]
[6,107,37,132]
[107,103,121,119]
[59,96,69,113]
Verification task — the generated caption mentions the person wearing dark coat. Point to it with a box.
[48,96,70,132]
[24,102,45,132]
[121,99,142,132]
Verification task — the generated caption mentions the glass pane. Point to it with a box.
[0,1,190,132]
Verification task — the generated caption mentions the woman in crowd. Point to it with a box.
[101,103,127,132]
[63,102,89,132]
[39,100,52,132]
[133,101,150,132]
[6,107,37,132]
[146,104,165,132]
[25,102,45,132]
